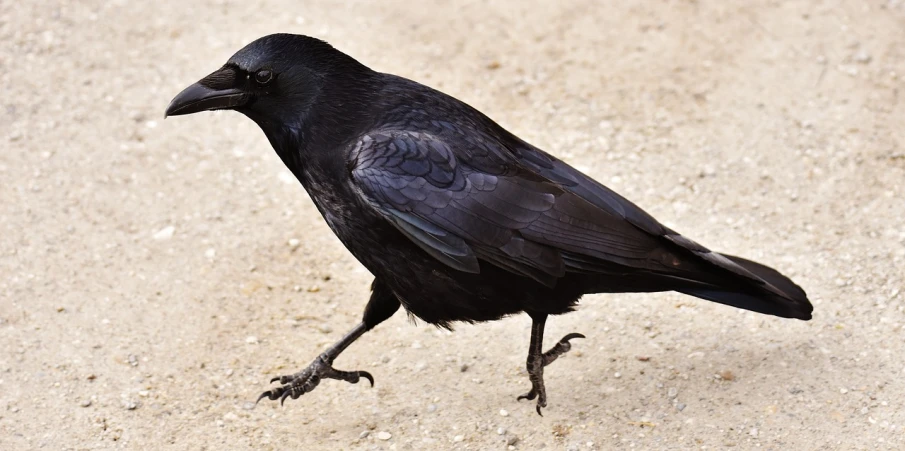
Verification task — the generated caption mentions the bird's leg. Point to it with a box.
[516,313,584,416]
[257,322,374,404]
[257,279,400,405]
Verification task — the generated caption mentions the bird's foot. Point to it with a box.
[517,332,584,416]
[256,353,374,405]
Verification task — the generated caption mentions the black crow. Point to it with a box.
[166,34,811,415]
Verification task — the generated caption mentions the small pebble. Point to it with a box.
[854,51,871,64]
[614,372,622,379]
[499,408,509,417]
[718,370,735,381]
[79,399,92,407]
[460,363,469,372]
[453,435,464,442]
[840,388,848,394]
[667,387,678,399]
[376,431,392,441]
[497,427,506,435]
[128,355,139,367]
[307,285,320,293]
[749,427,758,437]
[676,403,686,412]
[246,336,258,344]
[205,248,216,259]
[243,402,255,410]
[288,238,301,250]
[359,431,370,439]
[636,356,650,362]
[122,400,139,410]
[153,226,175,240]
[507,435,519,446]
[427,404,437,413]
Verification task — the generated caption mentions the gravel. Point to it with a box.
[2,1,903,450]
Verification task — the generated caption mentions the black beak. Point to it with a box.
[165,69,249,117]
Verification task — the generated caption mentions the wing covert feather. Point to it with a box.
[349,130,707,286]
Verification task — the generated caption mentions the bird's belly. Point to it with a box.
[304,185,583,325]
[339,222,584,325]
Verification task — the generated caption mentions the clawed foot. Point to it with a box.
[517,383,546,416]
[517,332,584,416]
[256,354,374,405]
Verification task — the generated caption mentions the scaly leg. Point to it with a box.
[257,279,400,405]
[516,312,584,416]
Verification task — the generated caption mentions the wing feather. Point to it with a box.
[349,129,761,289]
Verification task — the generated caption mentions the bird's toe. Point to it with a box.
[255,354,375,405]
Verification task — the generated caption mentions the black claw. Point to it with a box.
[536,405,543,416]
[279,390,291,406]
[561,333,585,342]
[256,355,377,405]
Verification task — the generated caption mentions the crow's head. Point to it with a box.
[165,34,370,126]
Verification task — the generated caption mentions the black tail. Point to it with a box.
[677,254,812,320]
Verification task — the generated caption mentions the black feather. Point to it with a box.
[169,33,814,412]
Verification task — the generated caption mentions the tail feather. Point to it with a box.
[677,254,812,320]
[721,254,807,301]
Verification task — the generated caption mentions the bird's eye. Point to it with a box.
[254,69,273,85]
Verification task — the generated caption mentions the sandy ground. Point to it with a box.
[2,1,904,449]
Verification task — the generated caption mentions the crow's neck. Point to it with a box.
[261,72,381,182]
[256,77,379,176]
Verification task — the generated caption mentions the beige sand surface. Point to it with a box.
[2,1,904,449]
